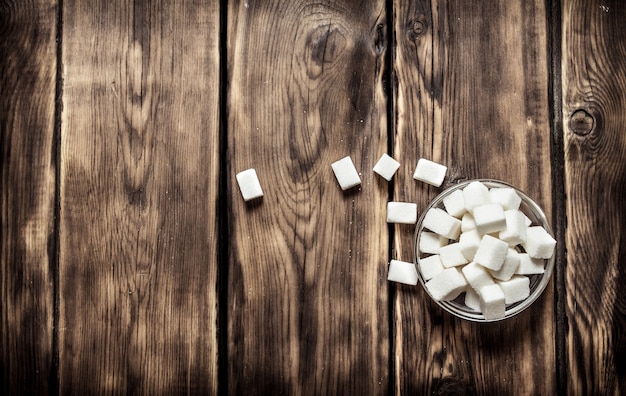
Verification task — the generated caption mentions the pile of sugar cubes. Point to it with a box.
[235,153,556,321]
[418,180,556,320]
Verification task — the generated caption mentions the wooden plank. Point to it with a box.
[226,1,389,393]
[561,0,626,394]
[392,0,555,394]
[0,0,58,394]
[59,0,220,393]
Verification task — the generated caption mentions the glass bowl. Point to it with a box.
[413,179,555,322]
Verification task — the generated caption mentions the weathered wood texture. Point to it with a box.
[226,0,389,393]
[0,0,57,394]
[392,0,555,394]
[562,0,626,394]
[59,0,220,393]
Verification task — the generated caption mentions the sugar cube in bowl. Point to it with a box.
[413,179,555,322]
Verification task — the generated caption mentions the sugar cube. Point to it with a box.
[462,181,490,212]
[419,232,448,254]
[489,248,521,281]
[523,226,556,259]
[473,203,507,234]
[473,234,509,271]
[387,202,418,224]
[479,284,506,320]
[387,259,418,285]
[331,156,361,190]
[413,158,447,187]
[462,262,495,293]
[425,268,468,301]
[496,275,530,304]
[373,153,401,181]
[418,254,445,280]
[443,189,467,218]
[461,212,477,232]
[489,187,522,210]
[236,168,264,201]
[516,253,545,275]
[422,208,462,240]
[499,209,527,246]
[464,288,481,311]
[459,229,481,261]
[439,243,469,268]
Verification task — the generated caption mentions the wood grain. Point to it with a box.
[226,0,389,393]
[392,0,555,394]
[562,0,626,394]
[0,0,57,393]
[59,0,220,393]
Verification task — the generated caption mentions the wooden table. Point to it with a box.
[2,0,625,394]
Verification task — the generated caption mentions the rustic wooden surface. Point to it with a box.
[1,0,624,394]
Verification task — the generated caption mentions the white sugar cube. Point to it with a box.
[459,229,481,261]
[516,253,545,275]
[443,190,467,218]
[236,168,264,201]
[473,234,509,271]
[387,202,418,224]
[387,259,418,285]
[489,187,522,210]
[413,158,447,187]
[419,232,448,254]
[523,226,556,259]
[490,248,521,281]
[464,288,481,311]
[479,284,506,320]
[425,268,467,301]
[422,208,462,240]
[461,212,477,232]
[439,243,469,268]
[473,203,507,234]
[373,153,401,181]
[331,156,361,190]
[463,181,490,212]
[523,213,532,226]
[496,275,530,304]
[462,262,495,293]
[499,209,527,246]
[418,254,445,281]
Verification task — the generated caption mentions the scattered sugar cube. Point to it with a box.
[331,156,361,190]
[499,209,528,246]
[236,168,264,201]
[439,243,469,268]
[462,262,496,293]
[479,284,506,320]
[459,229,481,261]
[496,275,530,304]
[387,259,418,285]
[464,288,481,311]
[473,234,509,271]
[418,254,445,281]
[387,202,418,224]
[419,232,448,254]
[413,158,447,187]
[443,189,467,218]
[523,226,556,259]
[461,212,477,232]
[516,253,545,275]
[422,208,462,240]
[489,187,522,210]
[473,203,507,235]
[373,153,401,181]
[462,181,490,212]
[490,248,521,281]
[425,268,468,301]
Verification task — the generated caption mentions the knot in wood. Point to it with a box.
[569,109,595,136]
[407,16,428,40]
